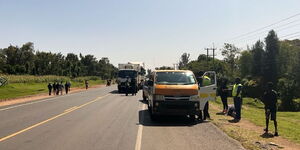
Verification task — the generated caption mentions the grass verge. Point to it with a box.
[210,97,300,150]
[0,80,105,100]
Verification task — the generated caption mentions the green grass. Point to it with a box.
[0,80,105,100]
[212,97,300,144]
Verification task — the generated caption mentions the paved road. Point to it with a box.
[0,86,244,150]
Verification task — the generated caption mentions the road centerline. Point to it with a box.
[0,94,110,142]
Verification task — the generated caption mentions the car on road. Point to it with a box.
[146,70,217,121]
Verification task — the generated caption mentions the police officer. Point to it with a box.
[232,77,243,122]
[47,83,52,96]
[262,82,279,136]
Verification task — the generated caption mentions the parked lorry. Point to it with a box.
[146,70,217,121]
[117,62,145,93]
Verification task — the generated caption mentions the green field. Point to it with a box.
[212,97,300,144]
[0,75,106,100]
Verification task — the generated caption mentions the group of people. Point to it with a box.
[218,77,279,136]
[47,81,71,96]
[125,76,138,96]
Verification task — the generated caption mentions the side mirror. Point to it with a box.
[148,80,154,86]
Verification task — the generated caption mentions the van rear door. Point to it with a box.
[198,71,217,110]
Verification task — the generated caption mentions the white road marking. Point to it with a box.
[0,88,99,111]
[135,103,146,150]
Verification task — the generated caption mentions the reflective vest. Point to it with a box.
[202,76,211,86]
[232,83,242,97]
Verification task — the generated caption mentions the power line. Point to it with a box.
[280,31,300,38]
[233,20,300,43]
[230,12,300,40]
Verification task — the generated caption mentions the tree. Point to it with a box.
[264,30,279,86]
[179,53,190,69]
[239,50,253,78]
[251,40,264,77]
[221,43,240,78]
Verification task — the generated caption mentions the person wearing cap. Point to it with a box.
[262,82,279,136]
[231,77,243,122]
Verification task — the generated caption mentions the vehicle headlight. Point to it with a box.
[190,95,199,101]
[154,95,165,100]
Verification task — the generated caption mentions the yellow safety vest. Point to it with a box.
[232,83,242,97]
[202,76,211,86]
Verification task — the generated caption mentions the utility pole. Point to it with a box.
[205,44,217,70]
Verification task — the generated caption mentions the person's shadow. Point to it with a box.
[260,132,274,138]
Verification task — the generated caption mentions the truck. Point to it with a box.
[117,62,145,93]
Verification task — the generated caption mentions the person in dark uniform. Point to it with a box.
[47,83,52,96]
[125,76,130,96]
[262,82,279,136]
[220,79,229,113]
[52,82,57,95]
[85,80,89,90]
[65,82,69,94]
[60,81,64,95]
[56,82,60,95]
[130,78,137,96]
[203,102,210,120]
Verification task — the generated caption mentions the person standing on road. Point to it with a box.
[262,82,279,136]
[65,82,69,94]
[130,78,137,96]
[52,82,57,95]
[203,102,210,120]
[47,83,52,96]
[125,76,130,96]
[85,80,89,90]
[59,81,64,95]
[220,79,229,114]
[231,78,243,122]
[56,82,60,95]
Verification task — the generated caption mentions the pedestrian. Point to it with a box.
[203,101,210,120]
[52,82,57,95]
[68,81,71,91]
[59,81,64,95]
[47,83,52,96]
[85,80,89,89]
[262,82,279,136]
[125,76,130,96]
[56,82,60,95]
[231,77,243,122]
[65,81,69,94]
[220,79,229,113]
[130,78,137,96]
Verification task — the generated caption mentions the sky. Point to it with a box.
[1,0,300,69]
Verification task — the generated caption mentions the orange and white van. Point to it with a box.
[146,70,216,121]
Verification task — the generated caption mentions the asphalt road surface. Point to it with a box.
[0,86,245,150]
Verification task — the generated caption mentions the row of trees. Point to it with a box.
[177,30,300,111]
[0,42,118,79]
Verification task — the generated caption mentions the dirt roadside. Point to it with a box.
[0,84,106,107]
[209,103,300,150]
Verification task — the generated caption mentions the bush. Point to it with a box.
[242,79,263,99]
[277,78,297,111]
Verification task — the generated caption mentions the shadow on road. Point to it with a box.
[138,109,206,127]
[109,90,120,94]
[138,99,148,104]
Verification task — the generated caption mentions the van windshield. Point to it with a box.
[155,72,196,85]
